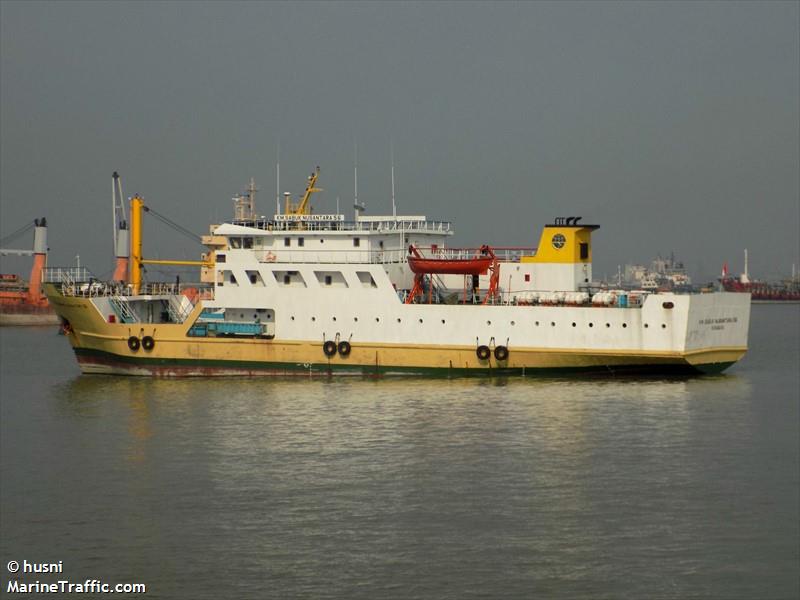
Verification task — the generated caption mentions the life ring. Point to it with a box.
[338,340,351,356]
[476,345,491,361]
[265,251,277,262]
[494,345,509,361]
[127,336,140,352]
[323,340,337,357]
[141,336,155,351]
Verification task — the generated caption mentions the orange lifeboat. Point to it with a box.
[407,245,495,275]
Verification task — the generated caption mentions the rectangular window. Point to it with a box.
[580,243,589,260]
[298,237,305,247]
[275,271,307,287]
[246,270,265,286]
[356,271,378,288]
[314,271,348,288]
[216,254,226,263]
[353,237,360,247]
[284,237,291,247]
[524,273,531,282]
[243,237,253,249]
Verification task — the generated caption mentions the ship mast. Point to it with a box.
[741,248,750,284]
[112,172,129,281]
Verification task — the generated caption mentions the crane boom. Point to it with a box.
[285,166,322,216]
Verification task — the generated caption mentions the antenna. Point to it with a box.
[391,140,396,219]
[354,140,359,220]
[276,141,281,215]
[352,141,366,219]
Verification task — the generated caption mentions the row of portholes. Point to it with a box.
[288,315,667,330]
[532,321,666,329]
[291,315,449,324]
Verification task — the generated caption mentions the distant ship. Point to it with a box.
[43,168,750,376]
[0,218,58,325]
[619,253,693,293]
[720,250,800,303]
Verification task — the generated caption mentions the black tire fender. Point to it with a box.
[338,340,351,356]
[494,345,509,361]
[127,336,140,352]
[323,340,337,357]
[476,345,491,361]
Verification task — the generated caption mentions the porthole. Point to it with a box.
[589,323,594,328]
[397,318,402,323]
[551,322,556,327]
[487,320,492,326]
[571,322,576,327]
[291,316,295,321]
[311,317,316,322]
[661,324,667,329]
[622,323,627,328]
[375,317,380,323]
[535,321,540,326]
[605,323,610,328]
[644,323,649,328]
[354,317,358,322]
[511,321,516,326]
[441,319,446,324]
[419,318,424,324]
[332,316,337,322]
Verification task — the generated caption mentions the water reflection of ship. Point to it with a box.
[720,249,800,303]
[57,376,154,463]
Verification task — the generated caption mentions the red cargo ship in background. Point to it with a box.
[720,249,800,303]
[0,218,59,325]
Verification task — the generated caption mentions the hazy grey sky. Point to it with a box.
[1,1,798,282]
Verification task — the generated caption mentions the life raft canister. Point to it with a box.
[494,345,509,361]
[127,336,140,351]
[338,340,351,356]
[476,345,491,361]
[141,336,155,351]
[323,340,337,357]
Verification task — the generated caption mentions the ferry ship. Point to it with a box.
[43,169,750,376]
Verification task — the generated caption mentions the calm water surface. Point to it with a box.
[1,304,798,599]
